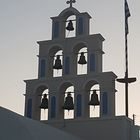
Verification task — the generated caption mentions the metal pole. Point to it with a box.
[116,0,136,117]
[133,114,136,125]
[125,73,128,117]
[125,30,129,117]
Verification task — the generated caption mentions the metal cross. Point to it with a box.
[66,0,76,7]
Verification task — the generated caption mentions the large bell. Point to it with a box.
[40,94,48,109]
[53,55,62,70]
[66,20,74,31]
[63,93,74,111]
[88,90,100,106]
[78,52,87,65]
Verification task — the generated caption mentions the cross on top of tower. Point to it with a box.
[66,0,76,7]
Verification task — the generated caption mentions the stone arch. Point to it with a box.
[59,81,73,93]
[48,44,63,56]
[35,84,48,96]
[58,8,80,39]
[84,79,100,106]
[48,44,63,77]
[34,84,49,120]
[58,81,74,119]
[84,79,101,117]
[84,79,100,92]
[72,41,88,53]
[59,7,80,19]
[72,42,88,75]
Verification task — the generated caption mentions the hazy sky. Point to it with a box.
[0,0,140,123]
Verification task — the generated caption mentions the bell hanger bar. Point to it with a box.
[38,93,49,97]
[51,49,88,57]
[38,91,74,95]
[77,51,87,54]
[89,89,100,92]
[35,89,99,97]
[53,54,63,57]
[65,91,74,94]
[65,19,76,22]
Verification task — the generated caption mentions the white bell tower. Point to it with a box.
[24,2,140,140]
[24,0,117,121]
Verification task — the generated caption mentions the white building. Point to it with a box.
[24,1,140,140]
[0,106,82,140]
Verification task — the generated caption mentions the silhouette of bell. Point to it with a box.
[40,94,48,109]
[88,90,100,106]
[78,52,87,65]
[66,20,74,31]
[63,93,74,111]
[53,55,62,70]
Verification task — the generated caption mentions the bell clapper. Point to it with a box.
[43,109,46,120]
[66,31,70,37]
[81,64,83,73]
[57,69,59,74]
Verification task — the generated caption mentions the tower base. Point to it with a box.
[42,116,140,140]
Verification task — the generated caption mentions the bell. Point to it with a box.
[66,20,74,31]
[40,94,48,109]
[88,90,100,106]
[78,52,87,65]
[53,55,62,70]
[63,93,74,111]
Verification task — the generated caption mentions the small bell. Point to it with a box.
[53,55,62,70]
[63,93,74,111]
[66,20,74,31]
[40,94,48,109]
[88,90,100,106]
[78,52,87,65]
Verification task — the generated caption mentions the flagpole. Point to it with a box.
[125,25,129,117]
[117,0,136,117]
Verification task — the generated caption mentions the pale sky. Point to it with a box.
[0,0,140,123]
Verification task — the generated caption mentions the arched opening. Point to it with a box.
[59,82,74,120]
[65,15,76,38]
[89,84,100,118]
[64,86,74,119]
[85,80,100,118]
[72,42,88,75]
[35,85,49,120]
[77,47,87,75]
[53,50,63,77]
[40,89,49,120]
